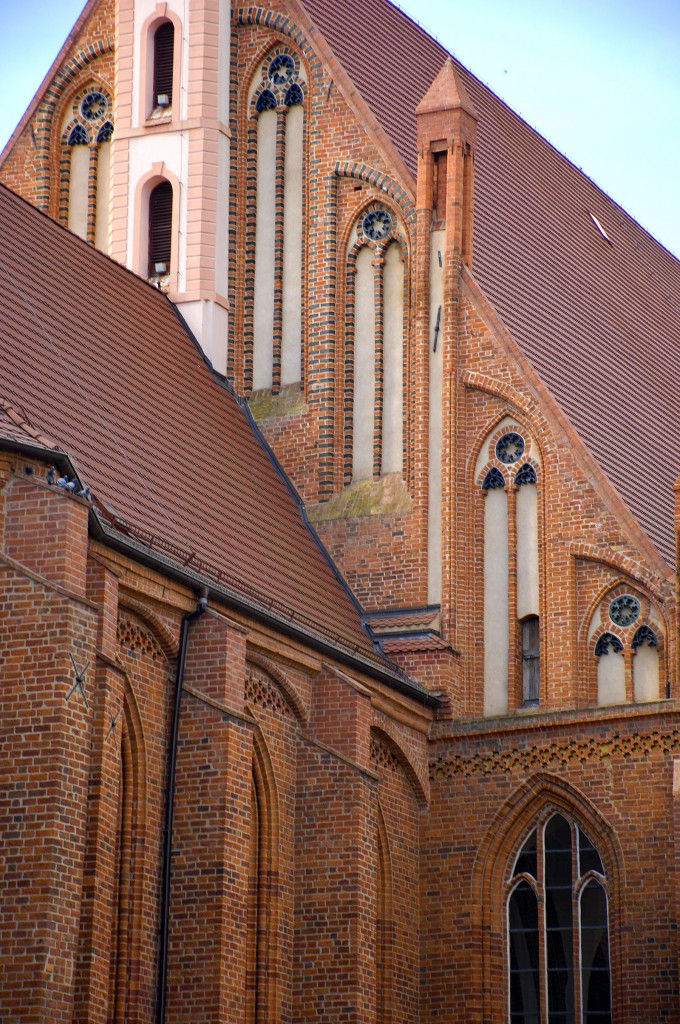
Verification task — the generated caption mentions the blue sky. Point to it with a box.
[1,0,679,256]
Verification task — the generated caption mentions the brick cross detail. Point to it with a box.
[67,653,90,709]
[106,707,121,749]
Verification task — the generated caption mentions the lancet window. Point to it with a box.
[590,588,662,704]
[63,88,112,242]
[508,812,611,1024]
[60,86,114,250]
[345,206,406,482]
[478,422,540,715]
[249,49,306,392]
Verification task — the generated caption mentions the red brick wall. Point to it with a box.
[0,0,115,219]
[423,707,680,1023]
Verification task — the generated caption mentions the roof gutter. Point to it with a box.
[3,440,438,706]
[91,517,439,708]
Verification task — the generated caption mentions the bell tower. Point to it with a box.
[111,0,232,372]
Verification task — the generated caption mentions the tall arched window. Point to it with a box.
[148,180,173,278]
[508,813,611,1023]
[61,87,114,249]
[249,50,306,392]
[346,208,405,482]
[590,589,663,705]
[478,423,540,715]
[153,22,174,109]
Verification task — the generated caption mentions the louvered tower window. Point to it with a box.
[153,22,174,107]
[148,181,173,276]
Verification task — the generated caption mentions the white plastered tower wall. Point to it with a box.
[111,0,231,373]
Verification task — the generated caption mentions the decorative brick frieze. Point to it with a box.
[431,725,680,779]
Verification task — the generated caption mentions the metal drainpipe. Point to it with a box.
[157,589,208,1024]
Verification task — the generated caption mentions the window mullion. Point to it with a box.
[538,822,548,1024]
[507,484,519,710]
[373,253,384,479]
[572,823,582,1024]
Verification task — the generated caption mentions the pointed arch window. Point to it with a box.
[346,211,405,482]
[68,124,89,146]
[479,426,540,715]
[249,50,306,393]
[590,591,663,704]
[62,88,114,249]
[96,121,114,143]
[508,813,611,1023]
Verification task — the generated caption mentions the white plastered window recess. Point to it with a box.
[249,48,306,393]
[477,420,541,715]
[345,206,406,484]
[61,85,114,249]
[589,587,663,705]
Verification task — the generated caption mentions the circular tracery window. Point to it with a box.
[81,91,107,120]
[496,431,525,464]
[609,594,640,627]
[268,53,295,84]
[362,208,392,240]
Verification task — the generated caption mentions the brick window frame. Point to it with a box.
[472,778,622,1024]
[58,83,114,244]
[241,45,309,395]
[585,584,666,706]
[343,212,408,485]
[476,420,542,716]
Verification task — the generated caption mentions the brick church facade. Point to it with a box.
[2,0,680,1021]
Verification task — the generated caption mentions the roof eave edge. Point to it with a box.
[92,516,439,706]
[0,0,101,168]
[0,437,437,705]
[287,0,417,196]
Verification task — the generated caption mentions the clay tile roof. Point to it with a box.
[300,0,680,569]
[381,634,451,654]
[365,606,440,632]
[0,184,407,680]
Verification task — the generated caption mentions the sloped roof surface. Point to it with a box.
[301,0,680,568]
[0,184,385,667]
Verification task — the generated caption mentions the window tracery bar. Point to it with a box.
[482,466,505,490]
[508,815,611,1024]
[632,624,657,649]
[515,463,537,486]
[594,633,623,657]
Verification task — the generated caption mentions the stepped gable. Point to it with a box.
[0,183,400,676]
[300,0,680,569]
